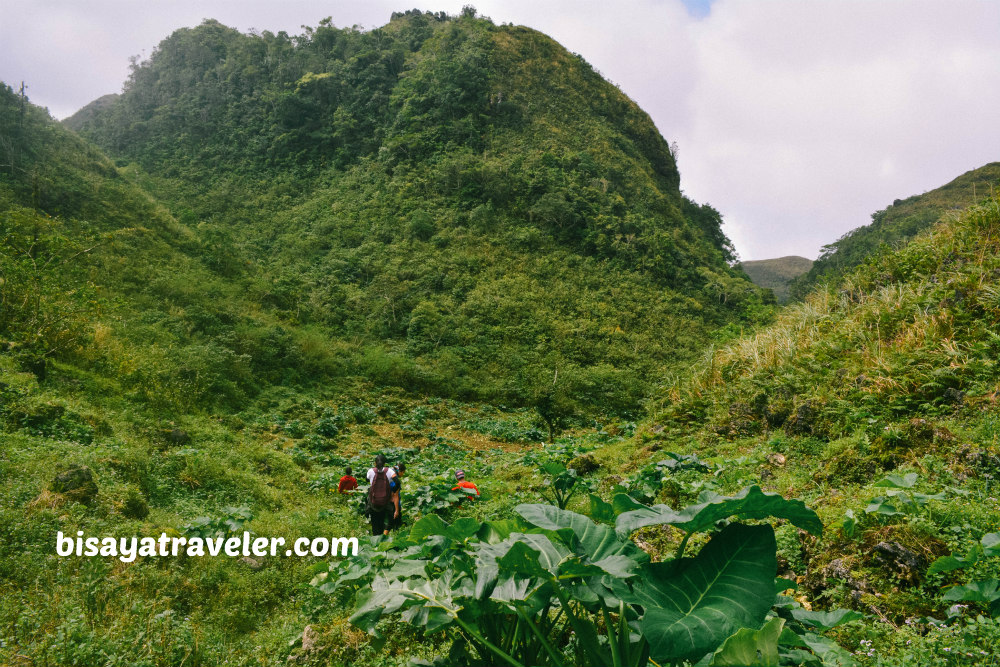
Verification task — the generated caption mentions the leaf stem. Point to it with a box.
[452,617,526,667]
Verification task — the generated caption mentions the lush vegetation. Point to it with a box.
[790,163,1000,299]
[66,9,770,419]
[646,194,1000,664]
[4,5,1000,667]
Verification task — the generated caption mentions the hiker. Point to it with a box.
[452,469,480,499]
[338,466,358,494]
[389,462,406,531]
[366,454,396,536]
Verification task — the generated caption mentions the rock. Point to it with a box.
[785,401,819,436]
[942,387,965,405]
[804,558,871,606]
[241,556,265,571]
[568,454,600,476]
[301,625,318,653]
[164,429,191,446]
[50,464,98,505]
[873,541,925,584]
[769,453,787,466]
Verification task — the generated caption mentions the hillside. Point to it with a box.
[790,162,1000,299]
[61,93,119,132]
[69,10,769,416]
[739,255,813,303]
[645,194,1000,663]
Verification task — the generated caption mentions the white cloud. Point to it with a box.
[672,0,1000,259]
[1,0,999,260]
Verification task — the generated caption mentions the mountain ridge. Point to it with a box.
[790,161,1000,299]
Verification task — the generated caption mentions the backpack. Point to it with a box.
[369,467,391,510]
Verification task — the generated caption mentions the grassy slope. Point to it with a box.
[740,255,814,303]
[616,197,1000,664]
[9,11,1000,667]
[791,162,1000,299]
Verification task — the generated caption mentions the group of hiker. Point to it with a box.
[336,454,479,536]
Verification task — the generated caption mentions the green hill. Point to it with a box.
[70,10,768,416]
[790,162,1000,299]
[739,255,813,303]
[10,8,998,666]
[646,193,1000,661]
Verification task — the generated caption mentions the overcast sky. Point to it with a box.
[2,0,999,260]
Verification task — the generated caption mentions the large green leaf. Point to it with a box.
[872,472,918,489]
[350,570,473,635]
[634,523,778,663]
[789,608,864,630]
[799,632,859,667]
[474,532,568,599]
[943,579,1000,615]
[928,550,979,575]
[709,617,784,667]
[615,486,823,538]
[409,514,482,543]
[588,493,616,524]
[478,519,523,544]
[515,503,648,565]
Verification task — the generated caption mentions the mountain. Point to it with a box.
[5,9,999,664]
[67,10,770,416]
[790,162,1000,299]
[738,255,813,303]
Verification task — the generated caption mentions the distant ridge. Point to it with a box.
[62,93,119,131]
[739,255,813,303]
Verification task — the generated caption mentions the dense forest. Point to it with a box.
[59,10,771,420]
[2,8,1000,667]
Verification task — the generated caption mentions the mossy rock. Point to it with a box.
[784,400,822,436]
[568,453,600,476]
[819,449,883,485]
[50,464,98,505]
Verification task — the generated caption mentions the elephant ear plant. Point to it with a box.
[312,485,824,667]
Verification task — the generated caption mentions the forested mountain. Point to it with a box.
[790,162,1000,299]
[739,255,813,303]
[67,9,768,416]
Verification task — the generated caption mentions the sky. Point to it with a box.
[2,0,999,261]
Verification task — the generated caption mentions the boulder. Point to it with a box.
[51,464,98,504]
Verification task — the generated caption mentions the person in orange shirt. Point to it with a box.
[452,469,479,499]
[338,466,358,494]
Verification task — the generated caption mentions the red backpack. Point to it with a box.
[369,467,391,510]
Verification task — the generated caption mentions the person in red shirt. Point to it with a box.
[338,466,358,494]
[451,469,479,499]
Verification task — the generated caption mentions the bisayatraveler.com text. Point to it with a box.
[56,530,359,562]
